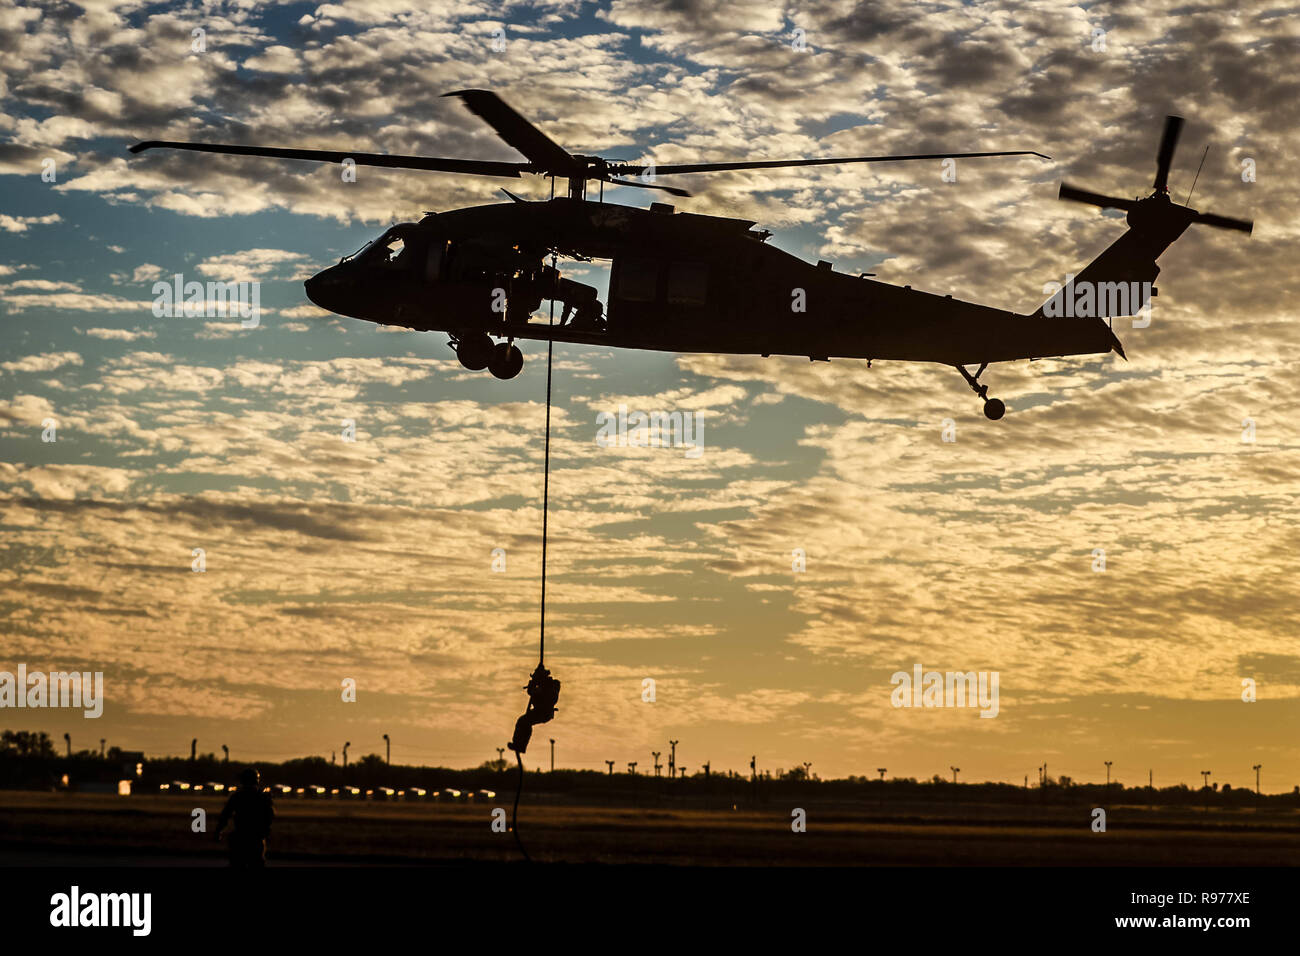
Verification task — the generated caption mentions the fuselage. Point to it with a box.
[304,197,1114,366]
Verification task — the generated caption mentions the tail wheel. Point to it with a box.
[488,342,524,380]
[983,398,1006,421]
[455,332,494,371]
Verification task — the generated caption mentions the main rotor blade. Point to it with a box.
[443,89,578,174]
[1153,114,1184,193]
[610,150,1049,176]
[1192,210,1253,234]
[1058,183,1137,211]
[602,177,692,198]
[128,141,528,178]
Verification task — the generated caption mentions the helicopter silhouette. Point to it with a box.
[130,94,1250,419]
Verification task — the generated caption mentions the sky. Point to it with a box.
[1,0,1297,789]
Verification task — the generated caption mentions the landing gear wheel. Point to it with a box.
[456,332,494,371]
[488,342,524,380]
[956,362,1007,421]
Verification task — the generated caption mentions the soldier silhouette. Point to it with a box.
[507,663,561,755]
[215,767,275,867]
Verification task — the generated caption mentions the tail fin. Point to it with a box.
[1032,218,1191,358]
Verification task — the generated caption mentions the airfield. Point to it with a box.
[2,790,1296,867]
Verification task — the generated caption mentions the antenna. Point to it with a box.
[1185,145,1210,205]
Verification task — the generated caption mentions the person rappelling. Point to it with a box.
[507,662,561,755]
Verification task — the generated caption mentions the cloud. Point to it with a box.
[0,351,83,373]
[0,213,61,233]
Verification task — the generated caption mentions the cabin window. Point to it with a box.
[616,257,659,302]
[667,261,708,306]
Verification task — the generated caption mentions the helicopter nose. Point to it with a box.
[304,266,340,310]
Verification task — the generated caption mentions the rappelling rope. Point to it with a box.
[511,255,558,862]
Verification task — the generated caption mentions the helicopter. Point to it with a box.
[130,93,1251,419]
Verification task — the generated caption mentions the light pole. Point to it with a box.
[63,733,70,757]
[1105,760,1112,786]
[802,762,812,780]
[383,734,390,765]
[628,761,637,776]
[100,738,105,758]
[190,738,197,761]
[750,755,757,781]
[877,768,887,780]
[669,740,679,779]
[1253,763,1262,810]
[497,746,505,770]
[1200,770,1212,789]
[222,744,229,764]
[950,766,960,784]
[605,760,615,775]
[343,741,350,768]
[549,738,555,773]
[652,751,662,777]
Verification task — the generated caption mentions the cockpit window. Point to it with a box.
[358,224,417,267]
[383,237,406,264]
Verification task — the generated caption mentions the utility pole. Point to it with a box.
[343,741,350,768]
[1253,763,1262,811]
[605,760,615,776]
[877,768,887,781]
[383,733,390,765]
[222,744,229,764]
[628,761,637,776]
[669,740,679,779]
[549,738,555,773]
[652,751,662,777]
[100,738,105,758]
[1105,760,1113,786]
[1201,770,1212,812]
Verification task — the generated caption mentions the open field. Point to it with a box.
[2,791,1297,866]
